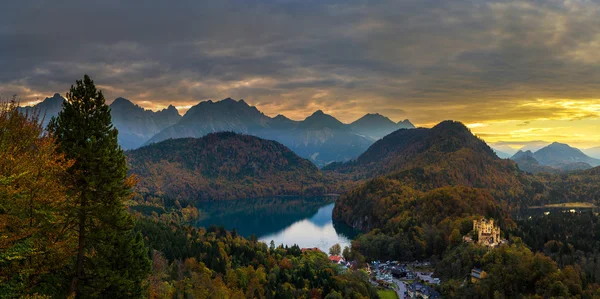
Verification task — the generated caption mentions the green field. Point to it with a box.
[377,289,399,299]
[528,202,596,209]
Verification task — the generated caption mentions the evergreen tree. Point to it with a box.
[48,75,150,298]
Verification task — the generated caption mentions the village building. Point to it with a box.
[471,268,487,283]
[329,255,343,263]
[406,282,441,299]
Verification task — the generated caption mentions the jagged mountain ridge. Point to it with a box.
[17,95,182,149]
[110,97,182,149]
[17,93,65,127]
[349,113,415,140]
[144,98,414,166]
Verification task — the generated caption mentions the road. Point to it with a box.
[393,279,406,299]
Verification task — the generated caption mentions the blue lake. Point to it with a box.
[194,197,358,252]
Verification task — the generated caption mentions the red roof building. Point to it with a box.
[329,255,342,263]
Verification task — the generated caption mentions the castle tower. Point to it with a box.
[473,218,501,247]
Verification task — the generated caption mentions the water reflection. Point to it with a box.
[194,197,358,252]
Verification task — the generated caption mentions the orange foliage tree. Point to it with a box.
[0,99,75,296]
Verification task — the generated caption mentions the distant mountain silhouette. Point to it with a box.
[110,97,181,149]
[535,142,599,166]
[582,146,600,159]
[17,94,181,149]
[17,93,65,127]
[350,113,415,140]
[397,119,415,128]
[511,150,535,160]
[144,98,413,166]
[492,148,512,159]
[509,142,599,173]
[510,150,558,173]
[518,142,550,153]
[127,132,327,201]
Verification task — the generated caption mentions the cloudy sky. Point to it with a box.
[1,0,600,149]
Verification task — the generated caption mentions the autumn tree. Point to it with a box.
[0,99,75,297]
[48,75,150,297]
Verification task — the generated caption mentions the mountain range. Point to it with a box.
[144,98,415,166]
[17,94,182,149]
[18,95,414,166]
[109,97,181,149]
[510,142,600,173]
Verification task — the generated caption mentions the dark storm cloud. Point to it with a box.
[2,0,600,124]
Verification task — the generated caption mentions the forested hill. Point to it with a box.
[331,121,542,260]
[328,121,534,207]
[126,132,329,201]
[325,121,505,177]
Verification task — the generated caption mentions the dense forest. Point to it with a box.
[511,211,600,289]
[135,218,378,298]
[0,76,378,298]
[126,133,344,202]
[435,240,597,298]
[534,167,600,204]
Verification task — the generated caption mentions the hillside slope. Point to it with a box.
[331,121,539,231]
[127,132,328,201]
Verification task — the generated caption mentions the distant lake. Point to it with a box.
[194,197,358,252]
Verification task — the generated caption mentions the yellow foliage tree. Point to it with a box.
[0,100,75,296]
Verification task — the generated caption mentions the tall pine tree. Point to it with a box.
[48,75,150,298]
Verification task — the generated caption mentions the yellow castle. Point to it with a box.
[473,218,501,247]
